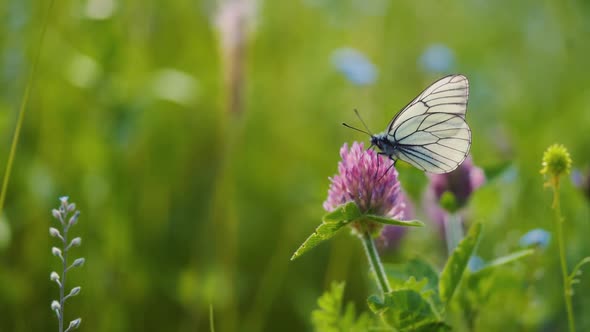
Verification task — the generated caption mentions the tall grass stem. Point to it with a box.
[552,182,576,332]
[0,0,55,215]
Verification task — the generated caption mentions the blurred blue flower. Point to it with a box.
[468,255,485,272]
[331,48,377,86]
[419,44,455,73]
[520,229,551,249]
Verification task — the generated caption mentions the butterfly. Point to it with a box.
[344,74,471,174]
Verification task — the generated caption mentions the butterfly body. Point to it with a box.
[370,132,400,158]
[369,74,471,174]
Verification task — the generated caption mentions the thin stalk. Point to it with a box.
[360,230,391,294]
[59,224,68,332]
[209,304,215,332]
[0,0,55,216]
[552,182,576,332]
[444,213,463,256]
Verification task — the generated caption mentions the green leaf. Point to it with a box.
[291,220,351,260]
[385,259,442,315]
[292,202,361,261]
[412,322,452,332]
[364,214,424,227]
[322,201,361,223]
[456,248,534,328]
[568,256,590,294]
[312,282,372,332]
[439,222,482,304]
[385,259,439,292]
[368,290,446,331]
[473,249,534,275]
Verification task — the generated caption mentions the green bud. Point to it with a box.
[541,144,572,179]
[439,191,459,214]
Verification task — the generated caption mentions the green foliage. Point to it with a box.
[385,259,439,293]
[369,260,445,331]
[475,249,534,274]
[292,202,423,260]
[368,290,449,331]
[456,249,535,330]
[323,201,361,223]
[569,257,590,295]
[3,0,590,331]
[291,219,352,261]
[311,282,372,332]
[373,233,534,331]
[439,222,482,304]
[385,259,443,314]
[291,202,358,260]
[364,215,424,227]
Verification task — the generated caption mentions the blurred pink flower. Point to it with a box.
[215,0,255,53]
[423,156,485,227]
[324,142,405,220]
[429,156,485,208]
[215,0,256,115]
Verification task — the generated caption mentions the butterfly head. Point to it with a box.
[371,132,396,157]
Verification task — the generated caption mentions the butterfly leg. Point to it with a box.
[373,154,396,182]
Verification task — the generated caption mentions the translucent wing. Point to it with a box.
[388,75,471,173]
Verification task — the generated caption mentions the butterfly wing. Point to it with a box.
[388,75,471,174]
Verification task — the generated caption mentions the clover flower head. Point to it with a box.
[324,142,404,220]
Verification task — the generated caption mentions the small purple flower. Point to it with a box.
[423,156,485,231]
[331,48,378,86]
[324,142,404,220]
[520,228,551,249]
[428,156,485,210]
[572,169,590,200]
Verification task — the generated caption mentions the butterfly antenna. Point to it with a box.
[354,109,373,135]
[342,122,371,136]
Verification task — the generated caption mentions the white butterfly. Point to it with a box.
[345,74,471,174]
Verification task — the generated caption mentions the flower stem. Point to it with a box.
[59,223,68,332]
[444,213,463,256]
[552,181,576,332]
[360,230,391,294]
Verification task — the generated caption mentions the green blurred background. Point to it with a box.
[1,0,590,331]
